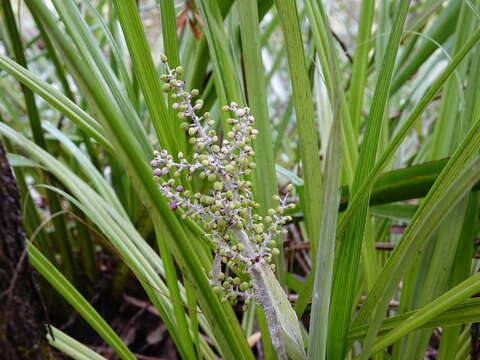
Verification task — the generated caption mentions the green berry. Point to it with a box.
[239,282,249,291]
[253,224,264,234]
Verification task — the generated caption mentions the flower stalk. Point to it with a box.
[151,56,306,359]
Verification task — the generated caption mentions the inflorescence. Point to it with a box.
[151,56,295,308]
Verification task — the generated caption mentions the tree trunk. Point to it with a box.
[0,141,54,359]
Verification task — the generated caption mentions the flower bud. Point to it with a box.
[236,108,245,117]
[213,181,224,191]
[239,282,249,292]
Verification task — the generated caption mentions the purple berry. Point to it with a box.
[153,168,162,177]
[169,202,178,211]
[176,186,184,193]
[150,159,160,167]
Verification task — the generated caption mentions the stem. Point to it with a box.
[235,228,305,359]
[250,261,288,359]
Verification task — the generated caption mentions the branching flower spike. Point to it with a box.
[151,56,306,360]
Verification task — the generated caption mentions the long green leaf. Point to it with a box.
[371,270,480,355]
[273,0,323,251]
[337,25,480,236]
[354,107,480,355]
[0,55,112,151]
[328,1,412,357]
[112,0,179,154]
[347,0,375,135]
[47,327,109,360]
[28,244,136,360]
[308,81,342,359]
[348,298,480,341]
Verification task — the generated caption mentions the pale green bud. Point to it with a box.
[213,181,224,191]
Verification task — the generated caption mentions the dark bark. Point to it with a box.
[0,141,53,359]
[472,322,479,360]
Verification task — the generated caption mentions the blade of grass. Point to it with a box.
[292,1,360,319]
[28,244,136,360]
[337,25,480,237]
[112,0,180,154]
[153,222,196,359]
[391,0,461,93]
[308,79,342,359]
[158,0,180,67]
[78,0,137,106]
[437,194,479,360]
[157,0,187,154]
[354,108,480,356]
[370,268,480,355]
[47,327,109,360]
[347,0,375,135]
[303,0,358,185]
[0,55,112,151]
[438,27,480,360]
[348,298,480,341]
[273,0,323,252]
[237,0,276,220]
[328,1,412,357]
[195,0,243,108]
[28,0,152,159]
[400,3,480,355]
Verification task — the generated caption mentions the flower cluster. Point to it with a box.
[151,57,295,307]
